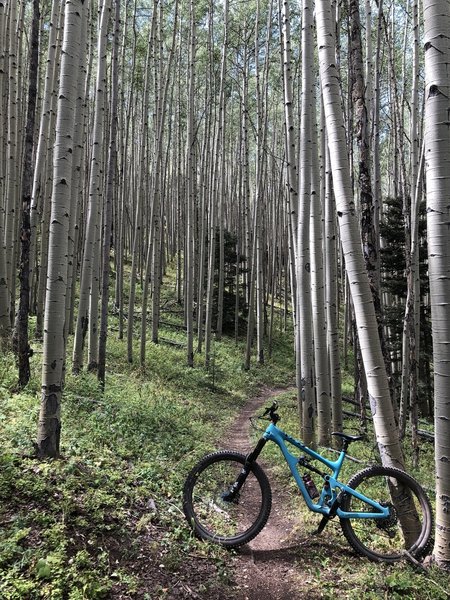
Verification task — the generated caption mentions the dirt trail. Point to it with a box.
[222,387,308,600]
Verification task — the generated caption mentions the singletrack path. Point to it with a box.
[222,386,310,600]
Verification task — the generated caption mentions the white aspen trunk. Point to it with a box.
[150,0,164,346]
[214,0,229,341]
[204,0,224,368]
[66,4,88,337]
[38,0,85,457]
[311,93,331,447]
[127,8,156,360]
[298,0,315,444]
[29,0,62,307]
[72,0,111,372]
[400,0,422,447]
[240,49,250,322]
[278,0,301,423]
[0,1,7,341]
[0,0,5,207]
[4,0,18,326]
[35,8,65,337]
[116,6,136,341]
[423,0,450,570]
[279,0,299,244]
[12,0,40,388]
[316,0,405,468]
[186,0,195,367]
[98,0,120,387]
[372,0,383,293]
[324,146,343,437]
[196,97,210,352]
[365,0,373,132]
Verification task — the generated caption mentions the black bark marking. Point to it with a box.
[46,393,59,414]
[429,84,440,97]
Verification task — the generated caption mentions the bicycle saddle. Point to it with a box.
[331,432,364,443]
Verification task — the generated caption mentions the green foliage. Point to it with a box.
[1,263,446,598]
[209,227,248,334]
[380,196,432,411]
[0,301,295,598]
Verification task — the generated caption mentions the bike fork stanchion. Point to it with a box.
[223,438,268,502]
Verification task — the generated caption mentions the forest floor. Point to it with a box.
[224,385,311,600]
[111,385,310,600]
[121,386,450,600]
[2,315,449,599]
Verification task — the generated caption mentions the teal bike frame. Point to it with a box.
[261,422,389,521]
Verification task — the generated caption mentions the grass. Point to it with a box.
[0,308,295,599]
[1,280,449,598]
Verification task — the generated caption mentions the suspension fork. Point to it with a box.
[221,438,267,502]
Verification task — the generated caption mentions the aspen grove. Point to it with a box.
[1,0,449,570]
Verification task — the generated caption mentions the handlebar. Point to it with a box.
[262,401,280,424]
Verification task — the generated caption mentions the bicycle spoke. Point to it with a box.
[340,466,433,562]
[183,451,272,547]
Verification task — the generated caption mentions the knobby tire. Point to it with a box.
[340,465,433,563]
[183,450,272,548]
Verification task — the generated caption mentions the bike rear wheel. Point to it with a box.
[340,465,433,563]
[183,450,272,548]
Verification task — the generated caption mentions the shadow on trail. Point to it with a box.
[238,534,352,566]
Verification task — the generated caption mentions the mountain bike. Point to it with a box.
[183,402,433,563]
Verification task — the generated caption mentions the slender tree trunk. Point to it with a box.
[186,0,196,367]
[214,0,229,341]
[98,0,120,388]
[0,2,10,341]
[72,0,111,373]
[4,0,19,327]
[316,0,405,469]
[311,92,331,447]
[324,147,343,438]
[66,5,88,338]
[423,0,450,570]
[127,8,156,360]
[278,0,300,422]
[298,0,315,444]
[29,0,62,313]
[38,0,85,458]
[12,0,40,388]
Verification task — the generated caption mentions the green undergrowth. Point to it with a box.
[1,294,448,598]
[0,314,295,599]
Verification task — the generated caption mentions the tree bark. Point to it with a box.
[98,0,120,388]
[38,0,85,458]
[423,0,450,570]
[12,0,40,388]
[72,0,111,373]
[316,0,405,469]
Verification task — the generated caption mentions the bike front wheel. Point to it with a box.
[183,450,272,548]
[340,465,433,563]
